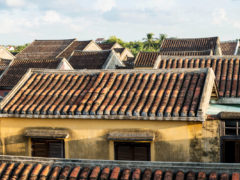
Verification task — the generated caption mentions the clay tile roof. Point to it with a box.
[0,59,63,88]
[58,41,93,59]
[15,39,76,60]
[68,50,112,69]
[157,55,240,98]
[220,41,238,55]
[160,37,218,55]
[97,42,117,50]
[134,51,214,68]
[134,52,161,67]
[0,156,239,180]
[0,59,12,76]
[0,68,214,121]
[159,50,213,56]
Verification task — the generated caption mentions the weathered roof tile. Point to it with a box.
[220,41,238,55]
[0,156,238,180]
[0,59,63,88]
[68,50,112,69]
[16,39,75,60]
[1,69,213,121]
[157,56,240,98]
[160,37,218,54]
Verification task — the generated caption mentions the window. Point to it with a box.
[224,120,240,136]
[31,138,65,158]
[114,142,150,161]
[221,120,240,163]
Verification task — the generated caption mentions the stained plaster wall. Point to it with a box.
[0,118,220,162]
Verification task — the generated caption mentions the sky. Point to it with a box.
[0,0,240,45]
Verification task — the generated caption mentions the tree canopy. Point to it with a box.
[105,33,167,56]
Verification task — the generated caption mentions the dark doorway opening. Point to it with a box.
[222,140,240,163]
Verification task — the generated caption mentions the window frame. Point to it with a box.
[222,120,240,136]
[114,141,151,161]
[31,138,65,158]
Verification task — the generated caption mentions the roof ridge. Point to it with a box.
[165,36,219,40]
[25,67,210,74]
[159,55,240,59]
[34,38,76,41]
[220,40,238,43]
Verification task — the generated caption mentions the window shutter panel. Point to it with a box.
[134,144,150,161]
[31,139,64,158]
[49,141,64,158]
[115,142,150,161]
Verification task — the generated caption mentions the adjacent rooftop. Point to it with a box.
[0,155,238,180]
[160,37,220,56]
[15,39,76,60]
[220,41,238,55]
[0,59,70,88]
[68,50,123,69]
[157,56,240,98]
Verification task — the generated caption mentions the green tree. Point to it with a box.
[11,43,29,53]
[105,33,168,56]
[143,33,155,49]
[104,36,125,46]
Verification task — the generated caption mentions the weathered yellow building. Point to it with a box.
[0,68,220,162]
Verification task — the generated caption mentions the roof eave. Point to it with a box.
[0,113,204,122]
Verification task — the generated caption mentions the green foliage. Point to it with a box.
[105,33,167,56]
[11,43,29,53]
[105,36,126,47]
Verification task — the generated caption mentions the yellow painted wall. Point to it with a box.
[0,118,220,162]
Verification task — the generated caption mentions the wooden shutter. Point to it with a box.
[134,144,150,161]
[32,139,48,157]
[114,142,150,161]
[31,139,64,158]
[49,141,64,158]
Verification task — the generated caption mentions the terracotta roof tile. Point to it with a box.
[134,52,161,67]
[68,50,112,69]
[11,163,25,180]
[153,170,162,180]
[0,156,239,180]
[220,41,238,55]
[0,163,6,177]
[0,59,62,88]
[20,164,33,180]
[89,166,100,180]
[1,69,213,121]
[160,37,218,55]
[132,168,141,180]
[59,166,71,180]
[16,39,75,60]
[157,56,240,98]
[39,165,51,180]
[0,59,11,76]
[2,163,15,180]
[175,171,184,180]
[120,169,130,180]
[100,167,110,180]
[79,167,91,180]
[49,166,61,180]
